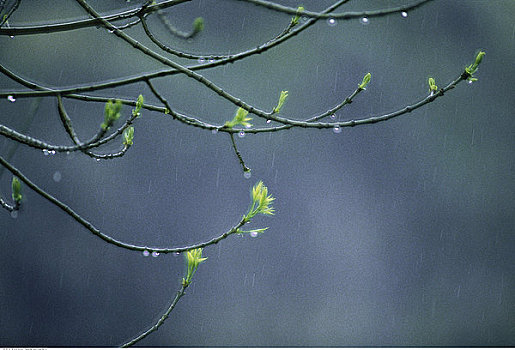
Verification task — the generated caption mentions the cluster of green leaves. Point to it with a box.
[182,248,207,287]
[101,99,123,130]
[225,107,252,128]
[358,72,372,90]
[428,77,438,93]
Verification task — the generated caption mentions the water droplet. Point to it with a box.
[208,58,215,63]
[360,17,369,25]
[42,149,55,156]
[7,95,16,103]
[250,231,258,238]
[238,131,245,138]
[467,80,473,85]
[9,35,14,39]
[300,16,309,23]
[430,91,435,97]
[53,171,62,182]
[151,251,160,257]
[327,18,337,26]
[211,128,218,134]
[66,151,74,160]
[142,250,150,257]
[243,171,252,179]
[174,252,181,256]
[333,126,342,134]
[266,119,272,124]
[197,57,206,64]
[401,11,408,18]
[330,114,336,120]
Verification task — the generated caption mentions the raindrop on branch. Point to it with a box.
[151,251,160,258]
[243,171,252,179]
[238,131,245,138]
[11,210,18,219]
[327,18,337,26]
[142,250,150,257]
[333,126,342,134]
[360,17,369,25]
[7,95,16,103]
[250,231,259,238]
[401,11,408,18]
[198,57,206,64]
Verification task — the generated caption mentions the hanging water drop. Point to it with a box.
[238,131,245,138]
[151,251,160,257]
[7,95,16,103]
[360,17,369,25]
[266,119,272,124]
[208,58,215,63]
[330,114,336,120]
[211,128,218,134]
[333,126,342,134]
[142,250,150,257]
[244,170,252,179]
[198,57,206,64]
[401,11,408,18]
[11,210,18,219]
[53,171,62,182]
[327,18,337,26]
[250,231,259,238]
[174,252,181,256]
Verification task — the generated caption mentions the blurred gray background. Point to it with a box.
[0,0,514,346]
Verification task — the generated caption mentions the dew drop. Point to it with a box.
[330,114,336,120]
[211,128,218,134]
[243,171,252,179]
[142,250,150,257]
[174,252,181,256]
[11,210,18,219]
[266,119,272,124]
[333,126,342,134]
[208,58,215,63]
[198,57,206,64]
[327,18,337,26]
[7,95,16,103]
[249,231,259,238]
[151,251,160,258]
[9,35,14,39]
[53,171,62,182]
[42,149,55,156]
[401,11,408,18]
[467,80,473,85]
[238,131,245,138]
[360,17,369,25]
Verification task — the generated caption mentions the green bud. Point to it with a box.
[465,50,485,80]
[101,100,123,130]
[193,17,204,33]
[224,107,252,128]
[132,94,144,117]
[11,176,22,202]
[428,77,438,92]
[123,126,134,146]
[291,6,304,26]
[273,91,289,114]
[358,72,371,90]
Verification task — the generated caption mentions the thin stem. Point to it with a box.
[236,0,433,19]
[120,285,187,348]
[0,0,191,36]
[230,133,250,173]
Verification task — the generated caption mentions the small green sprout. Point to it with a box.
[291,6,305,26]
[11,176,22,203]
[464,51,485,82]
[123,126,134,146]
[358,72,371,90]
[182,248,207,287]
[132,94,144,117]
[245,181,275,220]
[428,77,438,93]
[101,99,123,130]
[192,17,204,34]
[224,107,252,128]
[273,90,289,114]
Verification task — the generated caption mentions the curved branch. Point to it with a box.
[236,0,433,19]
[0,0,191,36]
[0,154,251,254]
